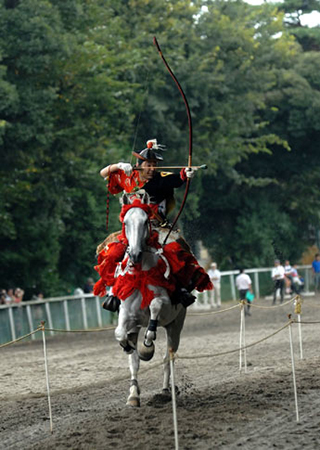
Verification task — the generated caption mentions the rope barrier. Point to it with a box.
[248,295,297,309]
[0,325,116,349]
[44,326,116,333]
[188,303,240,316]
[189,294,297,317]
[2,296,320,436]
[2,288,320,443]
[0,328,41,349]
[0,292,311,350]
[176,320,293,361]
[0,292,315,350]
[292,320,320,324]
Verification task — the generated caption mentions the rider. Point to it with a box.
[95,139,213,310]
[100,139,191,225]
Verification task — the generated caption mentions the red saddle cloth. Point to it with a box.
[93,236,212,308]
[93,200,213,308]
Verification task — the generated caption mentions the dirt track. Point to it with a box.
[1,296,320,449]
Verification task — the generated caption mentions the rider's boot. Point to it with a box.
[102,289,121,312]
[171,288,196,308]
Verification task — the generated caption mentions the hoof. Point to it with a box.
[126,397,140,407]
[138,342,155,361]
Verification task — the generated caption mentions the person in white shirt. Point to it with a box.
[271,259,285,304]
[207,262,221,308]
[235,269,253,316]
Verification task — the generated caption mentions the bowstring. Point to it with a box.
[106,65,150,232]
[130,66,150,164]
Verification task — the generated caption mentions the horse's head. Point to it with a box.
[121,192,151,264]
[123,207,149,264]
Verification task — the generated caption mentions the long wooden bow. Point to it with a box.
[153,36,193,245]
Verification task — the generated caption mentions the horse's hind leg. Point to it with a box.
[163,307,186,392]
[127,347,141,407]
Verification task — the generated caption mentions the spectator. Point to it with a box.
[31,291,44,301]
[0,290,6,305]
[13,287,24,303]
[5,288,14,304]
[284,260,293,294]
[83,277,94,294]
[272,260,285,305]
[291,264,303,294]
[207,263,221,308]
[235,268,253,316]
[312,253,320,293]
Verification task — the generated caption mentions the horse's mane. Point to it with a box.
[119,190,150,208]
[119,200,152,223]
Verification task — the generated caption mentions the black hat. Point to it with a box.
[133,139,166,166]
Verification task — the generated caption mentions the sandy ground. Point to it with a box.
[1,295,320,449]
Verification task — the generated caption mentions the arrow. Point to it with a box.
[134,164,207,171]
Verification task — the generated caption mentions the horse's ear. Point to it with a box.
[141,191,150,204]
[121,193,130,206]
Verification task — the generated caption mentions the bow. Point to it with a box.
[153,36,193,245]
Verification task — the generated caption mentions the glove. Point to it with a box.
[180,167,195,181]
[117,162,133,176]
[186,168,194,179]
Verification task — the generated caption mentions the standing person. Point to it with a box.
[0,290,6,305]
[13,287,24,303]
[235,269,253,316]
[271,259,285,305]
[5,288,14,303]
[291,264,303,294]
[207,262,221,308]
[312,253,320,292]
[83,278,94,294]
[284,260,293,294]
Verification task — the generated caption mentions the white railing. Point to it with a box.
[0,265,314,344]
[0,293,109,345]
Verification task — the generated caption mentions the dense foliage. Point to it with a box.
[1,0,320,297]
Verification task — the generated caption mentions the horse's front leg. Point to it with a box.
[138,296,165,361]
[115,308,136,354]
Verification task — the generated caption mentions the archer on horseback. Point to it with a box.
[94,138,213,311]
[100,138,193,227]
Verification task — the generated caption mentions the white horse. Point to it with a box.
[114,192,186,407]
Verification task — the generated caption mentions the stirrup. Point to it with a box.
[102,295,120,312]
[177,289,196,308]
